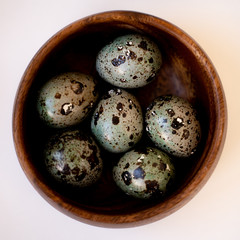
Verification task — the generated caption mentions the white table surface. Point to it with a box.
[1,0,239,239]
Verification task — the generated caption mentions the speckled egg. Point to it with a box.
[145,95,201,158]
[113,147,175,199]
[91,89,143,153]
[96,34,162,88]
[37,72,98,128]
[44,130,103,188]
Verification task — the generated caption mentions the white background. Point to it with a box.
[1,0,240,239]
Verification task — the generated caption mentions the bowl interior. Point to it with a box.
[16,12,220,224]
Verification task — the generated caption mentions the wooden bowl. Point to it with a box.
[12,11,227,227]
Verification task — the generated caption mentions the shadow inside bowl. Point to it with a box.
[15,12,223,226]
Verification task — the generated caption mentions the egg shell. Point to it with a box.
[96,34,162,88]
[91,89,143,153]
[145,95,201,158]
[44,130,103,188]
[113,147,175,199]
[37,72,98,128]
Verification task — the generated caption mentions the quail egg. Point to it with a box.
[96,34,162,88]
[145,95,201,158]
[113,147,175,199]
[91,89,143,153]
[37,72,98,128]
[44,130,103,187]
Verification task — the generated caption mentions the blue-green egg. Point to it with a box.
[91,89,143,153]
[44,130,103,187]
[145,95,201,158]
[96,34,162,88]
[113,147,175,199]
[37,72,98,128]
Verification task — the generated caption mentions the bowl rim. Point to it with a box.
[12,10,227,227]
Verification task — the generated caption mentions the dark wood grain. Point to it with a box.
[12,11,227,227]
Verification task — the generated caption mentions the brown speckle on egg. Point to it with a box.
[166,109,175,117]
[145,180,159,194]
[121,171,132,185]
[112,115,120,125]
[70,80,84,94]
[182,129,190,139]
[128,50,137,60]
[171,117,184,130]
[55,93,61,99]
[138,40,148,50]
[116,102,124,111]
[124,163,130,169]
[148,57,154,63]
